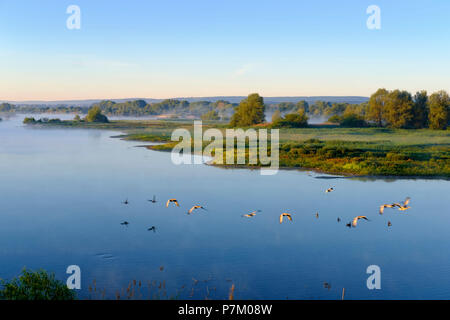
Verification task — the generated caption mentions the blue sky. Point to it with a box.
[0,0,449,100]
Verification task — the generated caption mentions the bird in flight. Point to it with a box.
[120,221,129,226]
[325,187,335,193]
[148,226,156,232]
[315,212,319,219]
[337,217,341,222]
[393,197,411,211]
[351,216,369,227]
[279,213,293,224]
[380,197,411,213]
[387,221,392,227]
[188,205,206,214]
[242,210,260,218]
[166,199,180,207]
[148,195,157,203]
[122,198,129,205]
[379,203,396,214]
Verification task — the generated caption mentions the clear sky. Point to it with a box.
[0,0,449,101]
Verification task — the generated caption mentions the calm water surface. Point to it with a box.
[0,114,449,299]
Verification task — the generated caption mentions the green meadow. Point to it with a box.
[25,120,450,177]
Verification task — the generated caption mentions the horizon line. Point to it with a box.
[1,95,370,104]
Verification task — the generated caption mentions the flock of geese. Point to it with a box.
[242,187,411,229]
[119,196,208,231]
[119,187,411,231]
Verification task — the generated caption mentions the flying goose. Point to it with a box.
[279,213,293,224]
[325,187,335,193]
[148,195,157,203]
[242,210,260,218]
[120,221,129,226]
[148,226,156,232]
[188,205,206,214]
[351,216,369,227]
[394,197,411,211]
[122,198,129,205]
[379,203,396,214]
[166,199,180,207]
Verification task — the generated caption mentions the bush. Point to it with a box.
[327,115,341,123]
[23,117,36,124]
[340,114,367,127]
[0,269,76,300]
[85,106,109,123]
[328,113,367,127]
[272,112,308,128]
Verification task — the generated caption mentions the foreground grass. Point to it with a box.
[27,120,450,177]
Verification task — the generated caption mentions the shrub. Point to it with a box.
[272,112,308,128]
[23,117,36,124]
[328,115,341,123]
[0,269,76,300]
[340,113,367,127]
[85,106,109,123]
[328,114,367,127]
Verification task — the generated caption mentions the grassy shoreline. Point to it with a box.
[24,119,450,178]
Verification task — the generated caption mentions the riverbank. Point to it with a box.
[24,119,450,178]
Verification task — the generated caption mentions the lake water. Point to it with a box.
[0,114,449,300]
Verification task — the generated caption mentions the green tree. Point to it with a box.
[271,109,282,123]
[309,101,331,117]
[0,268,76,300]
[428,90,450,130]
[229,93,266,127]
[85,106,109,123]
[277,102,295,113]
[383,90,414,128]
[367,88,389,126]
[201,110,220,121]
[296,100,309,114]
[411,91,429,128]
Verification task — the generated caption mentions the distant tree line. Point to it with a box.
[266,89,450,129]
[91,99,236,119]
[24,106,109,124]
[8,88,450,130]
[0,103,88,114]
[229,93,308,128]
[1,99,237,120]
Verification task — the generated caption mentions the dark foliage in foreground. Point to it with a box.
[0,269,76,300]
